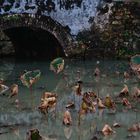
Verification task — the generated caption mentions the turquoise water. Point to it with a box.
[131,55,140,64]
[0,58,140,140]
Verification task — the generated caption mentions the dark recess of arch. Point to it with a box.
[0,14,73,59]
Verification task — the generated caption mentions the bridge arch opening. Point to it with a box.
[0,14,73,60]
[4,27,65,60]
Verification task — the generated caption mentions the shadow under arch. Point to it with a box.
[0,14,73,59]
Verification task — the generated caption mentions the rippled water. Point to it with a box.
[0,58,140,140]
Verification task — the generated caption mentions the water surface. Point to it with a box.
[0,58,140,140]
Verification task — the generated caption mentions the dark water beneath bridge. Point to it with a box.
[0,58,140,140]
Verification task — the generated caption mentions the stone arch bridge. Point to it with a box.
[0,14,74,59]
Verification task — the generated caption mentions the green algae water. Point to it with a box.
[0,58,140,140]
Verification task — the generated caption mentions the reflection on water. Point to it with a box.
[0,58,140,140]
[0,59,15,80]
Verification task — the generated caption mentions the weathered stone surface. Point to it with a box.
[0,1,140,59]
[0,30,14,56]
[76,1,140,59]
[0,0,100,35]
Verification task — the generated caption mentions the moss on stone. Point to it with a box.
[3,15,19,21]
[0,0,5,6]
[3,5,12,12]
